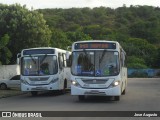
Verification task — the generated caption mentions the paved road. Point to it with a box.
[0,78,160,120]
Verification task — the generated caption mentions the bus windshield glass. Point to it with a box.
[21,55,58,76]
[71,51,119,77]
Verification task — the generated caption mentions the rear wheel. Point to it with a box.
[31,91,38,96]
[78,95,85,101]
[0,83,7,90]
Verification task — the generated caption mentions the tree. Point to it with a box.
[129,20,160,43]
[124,38,157,68]
[66,29,92,42]
[51,29,71,49]
[154,48,160,68]
[83,25,103,39]
[127,56,148,68]
[0,34,12,64]
[0,4,51,64]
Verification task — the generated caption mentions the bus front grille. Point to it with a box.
[29,77,49,81]
[82,79,108,84]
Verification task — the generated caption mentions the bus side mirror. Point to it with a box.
[17,53,21,65]
[66,51,70,60]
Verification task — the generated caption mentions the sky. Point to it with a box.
[0,0,160,9]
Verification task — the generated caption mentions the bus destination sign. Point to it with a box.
[23,49,55,55]
[74,42,116,49]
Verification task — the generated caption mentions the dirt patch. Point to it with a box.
[0,88,24,98]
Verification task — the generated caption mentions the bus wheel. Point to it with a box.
[31,91,38,96]
[61,80,67,94]
[78,95,85,101]
[122,89,126,95]
[114,96,120,101]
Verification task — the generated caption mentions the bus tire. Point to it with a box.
[122,82,126,95]
[114,96,120,101]
[31,91,38,96]
[78,95,85,101]
[122,89,126,95]
[61,80,67,94]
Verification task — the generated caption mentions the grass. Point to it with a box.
[0,88,24,98]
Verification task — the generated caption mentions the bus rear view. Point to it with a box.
[70,40,127,101]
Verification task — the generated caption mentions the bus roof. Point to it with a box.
[22,47,69,51]
[74,40,119,44]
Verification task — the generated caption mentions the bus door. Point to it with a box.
[58,53,65,89]
[120,50,127,90]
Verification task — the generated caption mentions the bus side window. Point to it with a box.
[58,53,63,70]
[62,53,67,67]
[66,54,72,67]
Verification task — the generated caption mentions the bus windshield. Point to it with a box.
[21,55,58,76]
[71,51,119,77]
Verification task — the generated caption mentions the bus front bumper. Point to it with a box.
[21,83,59,91]
[71,85,121,96]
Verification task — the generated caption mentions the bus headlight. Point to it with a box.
[109,80,120,88]
[72,81,76,85]
[71,80,81,87]
[113,81,120,86]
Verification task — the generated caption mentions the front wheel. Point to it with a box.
[78,95,85,101]
[122,89,126,95]
[31,91,38,96]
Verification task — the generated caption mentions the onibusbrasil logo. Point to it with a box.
[1,112,42,118]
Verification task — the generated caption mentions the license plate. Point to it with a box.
[90,90,99,94]
[35,87,47,90]
[98,84,106,87]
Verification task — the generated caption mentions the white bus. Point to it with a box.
[70,40,127,101]
[20,47,71,96]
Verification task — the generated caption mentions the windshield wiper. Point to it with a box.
[40,54,47,63]
[83,49,88,57]
[99,50,107,64]
[29,55,36,64]
[83,49,94,71]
